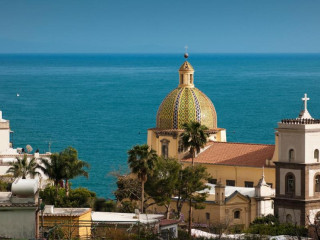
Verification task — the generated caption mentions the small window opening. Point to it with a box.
[315,149,319,162]
[286,214,293,223]
[234,210,240,219]
[285,173,295,194]
[161,139,170,159]
[289,149,295,162]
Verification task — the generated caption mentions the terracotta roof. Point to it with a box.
[181,142,275,167]
[160,219,180,226]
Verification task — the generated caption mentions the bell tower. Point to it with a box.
[274,94,320,226]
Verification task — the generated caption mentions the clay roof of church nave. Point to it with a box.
[181,142,275,168]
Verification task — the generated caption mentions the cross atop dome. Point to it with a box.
[297,93,313,120]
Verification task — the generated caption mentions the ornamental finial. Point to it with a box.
[184,45,188,59]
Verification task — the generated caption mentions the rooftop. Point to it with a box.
[181,142,275,167]
[91,212,163,224]
[43,207,91,217]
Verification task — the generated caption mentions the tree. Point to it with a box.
[61,147,89,196]
[6,154,40,179]
[175,165,209,236]
[39,152,67,194]
[145,157,182,219]
[127,144,158,213]
[180,121,209,166]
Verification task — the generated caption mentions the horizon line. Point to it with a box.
[1,52,320,55]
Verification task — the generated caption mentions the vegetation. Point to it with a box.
[40,186,96,208]
[145,157,182,219]
[39,147,89,196]
[127,144,158,213]
[245,214,308,237]
[6,154,40,179]
[61,147,89,196]
[180,121,209,166]
[0,179,11,191]
[180,121,209,236]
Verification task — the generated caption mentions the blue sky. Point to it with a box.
[0,0,320,53]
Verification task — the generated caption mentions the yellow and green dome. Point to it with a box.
[156,59,217,130]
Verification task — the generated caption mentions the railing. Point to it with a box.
[281,119,320,125]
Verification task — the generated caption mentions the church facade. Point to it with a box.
[274,95,320,226]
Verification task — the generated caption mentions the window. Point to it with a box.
[244,181,254,188]
[289,149,295,162]
[285,173,295,195]
[180,74,183,84]
[208,178,217,184]
[315,149,319,162]
[178,140,184,153]
[234,210,240,219]
[267,183,273,188]
[190,74,193,84]
[286,214,293,223]
[161,139,170,159]
[206,212,210,220]
[226,180,235,186]
[315,175,320,193]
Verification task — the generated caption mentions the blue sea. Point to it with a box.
[0,54,320,199]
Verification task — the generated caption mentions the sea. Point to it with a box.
[0,53,320,199]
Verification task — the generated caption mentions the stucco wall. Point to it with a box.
[186,164,275,189]
[0,208,36,239]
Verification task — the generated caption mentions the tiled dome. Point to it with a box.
[156,87,217,130]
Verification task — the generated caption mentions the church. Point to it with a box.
[147,54,320,227]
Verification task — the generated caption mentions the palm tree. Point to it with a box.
[62,147,89,196]
[180,121,209,166]
[128,144,158,213]
[180,121,209,236]
[6,154,40,179]
[39,152,67,194]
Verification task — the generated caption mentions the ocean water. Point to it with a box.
[0,53,320,199]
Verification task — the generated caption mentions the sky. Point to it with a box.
[0,0,320,53]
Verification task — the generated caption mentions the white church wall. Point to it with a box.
[278,130,305,163]
[279,168,301,196]
[305,130,320,164]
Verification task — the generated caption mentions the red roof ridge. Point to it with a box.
[209,141,275,147]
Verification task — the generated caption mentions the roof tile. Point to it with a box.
[181,142,275,167]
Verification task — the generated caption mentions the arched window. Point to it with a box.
[190,74,193,84]
[285,173,295,195]
[180,74,183,84]
[161,139,170,159]
[315,175,320,193]
[286,214,293,224]
[315,149,319,162]
[289,149,295,162]
[234,210,240,219]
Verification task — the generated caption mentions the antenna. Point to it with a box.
[46,139,54,153]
